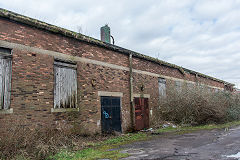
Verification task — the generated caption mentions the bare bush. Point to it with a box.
[156,83,240,126]
[226,93,240,121]
[0,124,109,160]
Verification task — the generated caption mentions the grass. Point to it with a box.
[156,120,240,134]
[51,121,240,160]
[50,133,148,160]
[50,148,128,160]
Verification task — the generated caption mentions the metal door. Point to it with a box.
[101,96,122,133]
[134,97,149,131]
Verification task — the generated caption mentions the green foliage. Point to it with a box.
[50,148,128,160]
[100,133,147,146]
[51,133,148,160]
[226,95,240,121]
[156,121,240,134]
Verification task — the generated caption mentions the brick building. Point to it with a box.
[0,9,234,134]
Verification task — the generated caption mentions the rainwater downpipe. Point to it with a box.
[129,53,134,130]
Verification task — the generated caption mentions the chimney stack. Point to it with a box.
[100,25,110,43]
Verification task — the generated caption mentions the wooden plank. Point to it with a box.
[0,48,11,110]
[73,69,77,108]
[158,78,166,97]
[0,57,11,110]
[175,81,182,92]
[54,61,77,109]
[53,66,58,108]
[3,58,11,109]
[0,58,3,109]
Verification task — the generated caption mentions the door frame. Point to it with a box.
[98,91,123,133]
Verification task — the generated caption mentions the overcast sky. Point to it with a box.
[1,0,240,87]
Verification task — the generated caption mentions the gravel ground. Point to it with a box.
[119,126,240,160]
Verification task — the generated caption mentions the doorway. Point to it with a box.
[134,97,149,131]
[101,96,122,133]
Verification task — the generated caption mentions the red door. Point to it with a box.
[134,98,149,131]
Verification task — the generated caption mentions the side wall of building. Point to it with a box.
[0,17,227,133]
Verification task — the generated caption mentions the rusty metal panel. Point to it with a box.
[134,97,149,131]
[158,78,166,97]
[143,98,149,129]
[0,52,12,110]
[54,61,77,108]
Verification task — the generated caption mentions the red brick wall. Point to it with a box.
[132,72,159,125]
[0,48,54,129]
[0,18,129,68]
[0,17,226,133]
[132,56,224,88]
[77,62,131,133]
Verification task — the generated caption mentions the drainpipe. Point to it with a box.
[129,53,134,130]
[196,73,199,85]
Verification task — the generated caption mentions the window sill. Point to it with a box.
[0,108,13,114]
[51,108,79,113]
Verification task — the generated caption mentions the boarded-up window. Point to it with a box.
[54,60,77,108]
[0,48,12,110]
[214,88,219,93]
[199,83,205,89]
[186,82,194,89]
[207,87,211,92]
[158,78,166,98]
[175,81,182,92]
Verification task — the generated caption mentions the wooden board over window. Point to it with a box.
[158,78,166,98]
[0,48,12,110]
[175,81,182,92]
[54,60,77,109]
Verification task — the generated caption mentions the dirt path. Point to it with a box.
[119,126,240,160]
